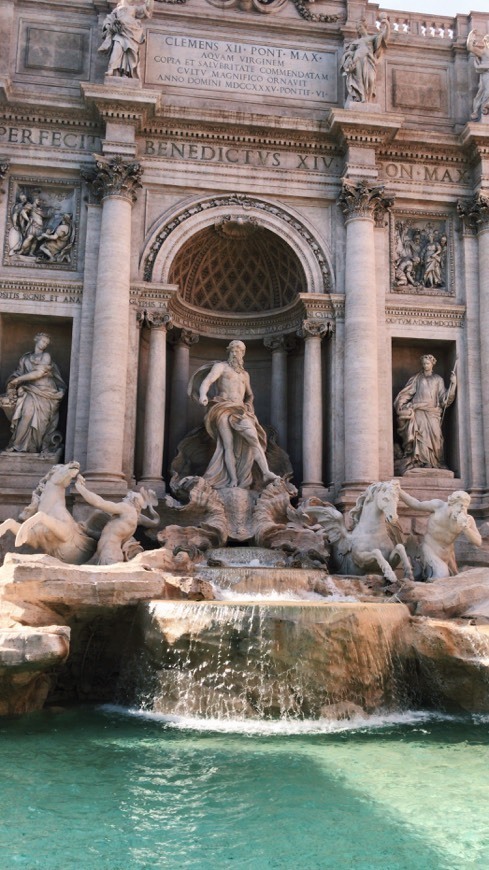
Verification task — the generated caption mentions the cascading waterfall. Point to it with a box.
[130,599,415,721]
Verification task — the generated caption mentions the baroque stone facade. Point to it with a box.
[1,0,489,518]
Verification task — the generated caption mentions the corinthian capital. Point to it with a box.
[82,155,143,204]
[457,193,489,233]
[338,179,393,224]
[263,335,297,353]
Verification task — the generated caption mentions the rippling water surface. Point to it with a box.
[1,707,488,869]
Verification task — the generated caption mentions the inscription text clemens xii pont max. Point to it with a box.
[145,33,337,103]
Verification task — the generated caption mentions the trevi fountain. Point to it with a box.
[1,0,489,867]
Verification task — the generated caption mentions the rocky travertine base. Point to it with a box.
[396,568,489,621]
[0,624,70,715]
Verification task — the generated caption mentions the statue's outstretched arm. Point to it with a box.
[74,478,120,516]
[399,490,440,512]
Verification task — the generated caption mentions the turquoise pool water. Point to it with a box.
[1,707,488,870]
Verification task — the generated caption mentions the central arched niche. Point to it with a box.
[168,220,307,313]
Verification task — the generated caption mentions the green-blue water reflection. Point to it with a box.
[0,708,488,869]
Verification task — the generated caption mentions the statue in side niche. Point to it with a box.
[188,340,280,490]
[467,30,489,121]
[0,333,66,457]
[340,13,390,103]
[399,489,482,580]
[99,0,154,79]
[394,354,456,472]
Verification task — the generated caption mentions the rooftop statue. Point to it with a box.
[394,354,456,473]
[99,0,154,79]
[188,340,279,490]
[467,30,489,121]
[0,333,66,457]
[399,489,482,580]
[340,13,390,104]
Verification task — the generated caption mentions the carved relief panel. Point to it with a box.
[4,177,80,271]
[390,212,453,296]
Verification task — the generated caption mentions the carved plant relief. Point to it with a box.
[5,178,79,271]
[391,215,452,294]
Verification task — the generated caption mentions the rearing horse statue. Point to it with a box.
[299,481,414,584]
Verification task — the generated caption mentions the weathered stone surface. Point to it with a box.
[408,618,489,713]
[136,601,413,718]
[397,568,489,621]
[0,552,213,621]
[0,623,70,716]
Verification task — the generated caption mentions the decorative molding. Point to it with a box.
[299,318,333,339]
[143,194,332,292]
[338,179,393,223]
[0,277,82,305]
[290,0,339,22]
[457,193,489,233]
[0,159,9,200]
[81,155,143,204]
[385,301,465,328]
[155,0,339,19]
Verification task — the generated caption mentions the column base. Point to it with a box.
[301,482,332,501]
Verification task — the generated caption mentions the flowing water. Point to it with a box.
[1,706,489,870]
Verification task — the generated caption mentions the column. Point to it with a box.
[139,310,172,493]
[300,320,329,495]
[263,335,294,449]
[83,155,142,489]
[338,179,393,486]
[168,329,199,461]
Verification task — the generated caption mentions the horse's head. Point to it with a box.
[49,461,81,487]
[374,480,400,524]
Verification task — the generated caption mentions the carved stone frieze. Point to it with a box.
[4,177,80,271]
[385,302,465,329]
[156,0,339,20]
[143,194,332,291]
[81,155,143,204]
[338,179,393,224]
[0,277,82,305]
[392,214,452,294]
[457,193,489,233]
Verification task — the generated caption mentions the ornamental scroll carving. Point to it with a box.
[457,193,489,232]
[81,155,143,203]
[137,308,173,330]
[298,319,332,339]
[392,217,450,293]
[156,0,339,21]
[143,194,332,292]
[4,177,79,271]
[338,179,393,225]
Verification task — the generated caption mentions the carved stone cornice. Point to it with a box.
[457,193,489,233]
[299,319,333,340]
[385,301,465,328]
[81,154,143,204]
[137,308,173,330]
[338,179,393,224]
[263,335,297,353]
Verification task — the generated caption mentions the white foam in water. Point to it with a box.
[100,705,457,736]
[212,585,358,603]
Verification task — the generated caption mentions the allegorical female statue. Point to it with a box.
[98,0,154,79]
[340,13,390,103]
[0,333,66,456]
[394,354,456,472]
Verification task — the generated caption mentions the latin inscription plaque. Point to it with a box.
[146,32,337,103]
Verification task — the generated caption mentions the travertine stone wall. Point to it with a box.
[0,0,488,517]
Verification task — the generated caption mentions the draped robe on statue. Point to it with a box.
[188,364,268,490]
[394,372,455,469]
[6,353,66,454]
